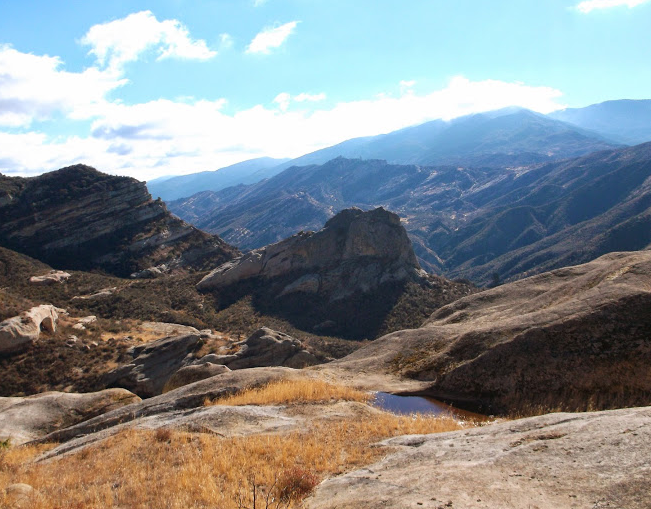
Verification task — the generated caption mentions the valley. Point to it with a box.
[1,102,650,509]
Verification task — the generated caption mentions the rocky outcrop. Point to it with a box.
[28,270,71,285]
[104,334,203,398]
[37,367,317,449]
[0,305,63,354]
[212,327,320,370]
[199,207,426,301]
[332,251,651,414]
[306,406,651,509]
[0,165,238,277]
[0,388,140,445]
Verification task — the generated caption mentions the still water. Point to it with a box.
[371,392,487,422]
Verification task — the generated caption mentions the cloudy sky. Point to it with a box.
[1,0,650,180]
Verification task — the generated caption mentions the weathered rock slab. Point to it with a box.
[0,389,140,445]
[36,367,320,450]
[307,406,651,509]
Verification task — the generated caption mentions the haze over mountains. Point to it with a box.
[149,104,633,202]
[549,99,651,145]
[147,157,290,202]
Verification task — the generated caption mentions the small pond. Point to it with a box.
[371,392,487,422]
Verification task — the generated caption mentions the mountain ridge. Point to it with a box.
[0,165,239,277]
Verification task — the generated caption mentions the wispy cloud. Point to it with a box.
[81,10,216,71]
[253,0,268,6]
[246,21,299,54]
[576,0,650,13]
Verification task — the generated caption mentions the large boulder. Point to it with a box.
[104,334,203,398]
[331,251,651,414]
[198,207,426,301]
[0,388,140,445]
[0,305,63,354]
[306,406,651,509]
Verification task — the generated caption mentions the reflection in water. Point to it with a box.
[371,392,487,422]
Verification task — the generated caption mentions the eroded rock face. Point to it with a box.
[0,388,140,445]
[104,334,203,398]
[306,406,651,509]
[0,305,63,354]
[0,165,238,277]
[332,251,651,414]
[198,207,425,301]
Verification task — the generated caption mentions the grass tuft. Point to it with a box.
[211,379,370,407]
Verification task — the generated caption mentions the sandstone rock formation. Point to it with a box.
[0,305,63,354]
[107,327,320,396]
[104,334,203,398]
[28,270,71,285]
[0,388,140,445]
[198,207,426,301]
[306,406,651,509]
[331,251,651,414]
[213,327,320,370]
[0,165,238,277]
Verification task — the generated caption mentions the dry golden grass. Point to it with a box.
[0,380,467,509]
[211,378,371,406]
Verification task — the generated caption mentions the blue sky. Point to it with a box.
[1,0,650,180]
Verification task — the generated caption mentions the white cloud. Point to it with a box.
[0,44,125,127]
[246,21,299,54]
[253,0,268,6]
[81,10,215,71]
[576,0,650,13]
[0,76,566,180]
[294,92,326,103]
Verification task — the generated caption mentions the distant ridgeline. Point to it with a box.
[0,165,239,277]
[171,142,651,286]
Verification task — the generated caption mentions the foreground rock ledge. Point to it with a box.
[306,406,651,509]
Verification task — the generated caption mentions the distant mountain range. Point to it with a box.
[170,142,651,285]
[150,105,634,202]
[269,107,619,170]
[549,99,651,145]
[147,157,290,202]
